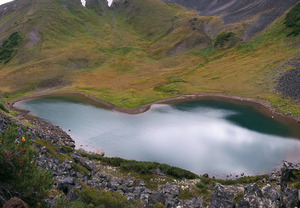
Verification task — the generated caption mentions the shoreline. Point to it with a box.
[4,90,300,176]
[7,90,300,123]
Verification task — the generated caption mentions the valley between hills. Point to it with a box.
[0,0,300,207]
[0,0,299,117]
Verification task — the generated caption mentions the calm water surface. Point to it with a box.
[15,95,300,176]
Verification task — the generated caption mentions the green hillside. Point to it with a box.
[0,0,299,117]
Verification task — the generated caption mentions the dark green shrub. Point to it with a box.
[77,151,199,179]
[214,32,234,47]
[0,32,21,64]
[294,181,300,189]
[285,2,300,36]
[0,102,9,113]
[196,183,207,189]
[0,127,53,206]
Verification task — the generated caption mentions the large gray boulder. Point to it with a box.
[280,188,299,208]
[211,184,235,208]
[236,183,279,208]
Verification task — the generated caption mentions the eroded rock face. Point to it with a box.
[280,189,299,208]
[275,56,300,102]
[71,152,96,171]
[161,0,299,40]
[183,197,204,208]
[281,161,300,183]
[211,184,235,208]
[236,183,279,208]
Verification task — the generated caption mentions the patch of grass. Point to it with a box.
[0,102,9,113]
[77,151,199,179]
[214,32,234,47]
[234,192,244,203]
[77,186,143,208]
[215,175,268,185]
[284,2,300,36]
[294,181,300,189]
[0,32,21,64]
[237,44,255,53]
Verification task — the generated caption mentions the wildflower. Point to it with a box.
[22,137,26,142]
[20,159,23,163]
[37,202,41,207]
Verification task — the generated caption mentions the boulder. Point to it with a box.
[280,189,299,208]
[281,161,300,183]
[236,183,279,208]
[3,197,29,208]
[184,197,204,208]
[148,191,167,205]
[57,177,76,194]
[162,183,180,197]
[96,149,105,156]
[71,152,96,171]
[261,184,280,202]
[203,173,209,178]
[55,146,68,154]
[211,184,235,208]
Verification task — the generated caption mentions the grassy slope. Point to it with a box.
[0,0,299,117]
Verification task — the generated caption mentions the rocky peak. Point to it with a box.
[86,0,110,15]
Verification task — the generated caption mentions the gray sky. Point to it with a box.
[0,0,13,6]
[0,0,113,7]
[81,0,113,6]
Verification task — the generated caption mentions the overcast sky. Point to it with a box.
[0,0,113,7]
[0,0,13,6]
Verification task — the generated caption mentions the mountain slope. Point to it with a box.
[162,0,300,40]
[0,0,299,117]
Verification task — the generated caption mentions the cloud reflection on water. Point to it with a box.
[16,98,300,176]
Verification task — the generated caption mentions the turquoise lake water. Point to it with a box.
[15,95,300,176]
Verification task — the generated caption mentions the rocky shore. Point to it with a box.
[0,113,299,207]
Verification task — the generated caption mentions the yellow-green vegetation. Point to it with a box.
[0,0,299,118]
[0,126,53,207]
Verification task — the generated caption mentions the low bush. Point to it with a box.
[0,127,53,206]
[284,2,300,36]
[0,32,21,64]
[78,151,199,179]
[0,102,9,113]
[214,32,234,47]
